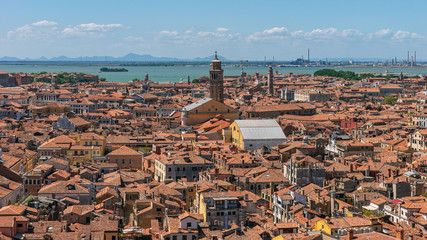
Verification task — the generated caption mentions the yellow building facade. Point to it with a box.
[314,217,382,235]
[67,133,106,165]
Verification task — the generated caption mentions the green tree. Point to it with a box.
[192,79,200,83]
[384,96,397,105]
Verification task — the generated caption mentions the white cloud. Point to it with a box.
[31,20,58,27]
[159,30,178,36]
[248,27,289,41]
[248,26,424,44]
[62,23,124,37]
[156,27,240,44]
[216,27,229,32]
[342,29,363,38]
[185,27,195,34]
[293,28,338,40]
[263,27,288,35]
[7,20,59,40]
[7,21,125,40]
[392,30,422,41]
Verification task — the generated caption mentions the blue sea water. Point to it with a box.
[1,64,427,83]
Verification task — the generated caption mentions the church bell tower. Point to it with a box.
[209,51,224,103]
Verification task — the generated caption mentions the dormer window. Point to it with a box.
[67,184,76,190]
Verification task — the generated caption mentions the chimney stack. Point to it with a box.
[347,228,354,240]
[415,51,417,66]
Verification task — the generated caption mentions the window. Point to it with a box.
[187,222,192,228]
[17,223,23,227]
[183,236,187,240]
[173,236,177,240]
[85,151,89,155]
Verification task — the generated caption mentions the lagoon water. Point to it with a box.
[1,64,427,83]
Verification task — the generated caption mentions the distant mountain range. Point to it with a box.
[0,53,229,62]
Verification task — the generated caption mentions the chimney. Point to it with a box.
[215,168,219,175]
[350,164,353,172]
[388,168,392,178]
[396,227,404,240]
[347,228,354,240]
[301,189,305,196]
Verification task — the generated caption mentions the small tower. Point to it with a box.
[267,65,274,95]
[145,73,149,81]
[51,74,58,89]
[209,51,224,102]
[399,72,404,82]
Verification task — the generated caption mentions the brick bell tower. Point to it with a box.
[209,51,224,103]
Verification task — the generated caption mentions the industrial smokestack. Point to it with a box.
[408,51,410,65]
[308,48,310,62]
[411,56,414,66]
[415,51,417,66]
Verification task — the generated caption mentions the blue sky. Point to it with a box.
[0,0,426,60]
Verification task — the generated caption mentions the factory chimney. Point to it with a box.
[415,51,417,66]
[407,51,410,65]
